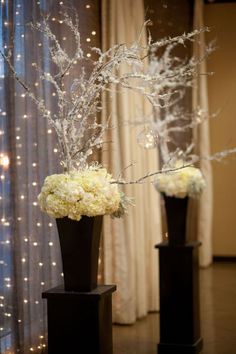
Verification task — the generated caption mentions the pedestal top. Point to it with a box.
[42,284,116,299]
[155,240,201,249]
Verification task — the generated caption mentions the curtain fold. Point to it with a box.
[101,0,162,324]
[193,0,213,267]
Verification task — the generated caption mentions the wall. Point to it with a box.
[205,3,236,256]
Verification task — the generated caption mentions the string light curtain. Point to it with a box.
[0,1,101,353]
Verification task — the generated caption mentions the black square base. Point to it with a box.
[158,337,203,354]
[156,241,202,353]
[43,284,116,354]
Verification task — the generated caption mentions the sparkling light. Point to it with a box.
[0,155,10,168]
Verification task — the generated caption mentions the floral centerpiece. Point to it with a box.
[0,9,216,285]
[154,161,206,245]
[38,168,122,221]
[154,161,206,199]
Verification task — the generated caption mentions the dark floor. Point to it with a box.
[113,262,236,354]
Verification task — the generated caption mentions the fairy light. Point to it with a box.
[0,155,10,168]
[91,31,96,35]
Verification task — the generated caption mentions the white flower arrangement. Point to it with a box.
[154,161,206,198]
[37,167,127,221]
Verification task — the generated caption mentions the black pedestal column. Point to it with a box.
[155,241,203,354]
[42,284,116,354]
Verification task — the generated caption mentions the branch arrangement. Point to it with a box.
[0,10,213,176]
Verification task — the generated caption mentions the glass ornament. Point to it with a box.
[137,127,159,149]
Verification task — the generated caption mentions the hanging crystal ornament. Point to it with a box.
[137,126,159,149]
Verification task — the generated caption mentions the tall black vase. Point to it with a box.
[163,195,188,245]
[56,215,103,292]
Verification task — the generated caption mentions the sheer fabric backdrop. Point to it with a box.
[101,0,162,324]
[193,0,213,267]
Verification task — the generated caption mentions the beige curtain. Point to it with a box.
[193,0,213,267]
[101,0,162,324]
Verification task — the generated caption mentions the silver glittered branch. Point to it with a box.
[0,9,213,175]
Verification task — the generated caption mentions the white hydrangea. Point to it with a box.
[154,162,206,198]
[38,167,121,221]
